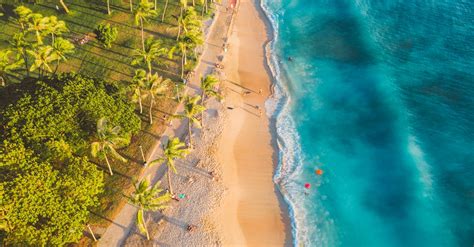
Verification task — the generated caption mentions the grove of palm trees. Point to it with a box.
[0,0,223,245]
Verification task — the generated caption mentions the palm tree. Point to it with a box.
[175,95,206,148]
[106,0,111,15]
[10,33,30,76]
[52,37,74,74]
[14,6,33,31]
[134,0,157,51]
[27,46,58,77]
[0,50,23,86]
[141,72,171,124]
[170,31,203,79]
[161,0,169,21]
[130,69,147,114]
[200,74,221,125]
[59,0,70,14]
[169,39,188,79]
[199,0,206,16]
[176,0,188,40]
[149,137,189,194]
[176,8,201,41]
[131,37,167,75]
[27,13,49,45]
[91,117,129,175]
[129,178,171,240]
[44,16,68,45]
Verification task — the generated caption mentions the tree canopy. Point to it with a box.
[0,73,141,244]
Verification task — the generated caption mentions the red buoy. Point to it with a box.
[315,169,323,175]
[304,183,311,189]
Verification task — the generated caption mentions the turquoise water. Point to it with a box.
[262,0,474,246]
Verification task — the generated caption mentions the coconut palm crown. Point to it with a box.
[129,178,171,240]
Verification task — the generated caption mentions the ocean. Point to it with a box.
[261,0,474,246]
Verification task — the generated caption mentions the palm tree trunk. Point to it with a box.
[107,0,111,15]
[167,169,173,195]
[140,18,145,51]
[147,62,152,75]
[54,59,60,75]
[184,49,187,65]
[51,34,55,46]
[201,92,205,127]
[161,0,169,21]
[205,0,208,13]
[138,95,143,113]
[0,76,5,87]
[149,98,154,124]
[139,145,146,164]
[87,225,98,241]
[188,120,193,148]
[59,0,70,14]
[181,53,185,79]
[154,0,157,10]
[192,0,195,6]
[129,0,133,12]
[104,153,114,175]
[176,7,183,41]
[141,209,150,240]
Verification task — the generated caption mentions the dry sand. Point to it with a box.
[99,0,291,246]
[214,0,291,246]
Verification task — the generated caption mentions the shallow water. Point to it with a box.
[262,0,474,246]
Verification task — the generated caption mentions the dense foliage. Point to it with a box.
[0,73,141,245]
[95,23,118,48]
[0,141,103,245]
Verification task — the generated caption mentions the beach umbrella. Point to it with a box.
[304,183,311,189]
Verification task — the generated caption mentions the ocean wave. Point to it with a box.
[260,0,312,245]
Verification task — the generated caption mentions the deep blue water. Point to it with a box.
[262,0,474,246]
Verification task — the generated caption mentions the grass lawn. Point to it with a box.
[0,0,214,245]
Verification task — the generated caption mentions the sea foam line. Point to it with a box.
[259,0,308,245]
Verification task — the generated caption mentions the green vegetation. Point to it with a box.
[200,74,222,126]
[91,117,131,175]
[95,23,118,48]
[0,0,220,244]
[129,178,170,240]
[0,73,140,245]
[175,95,206,148]
[149,137,190,195]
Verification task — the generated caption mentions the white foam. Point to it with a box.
[260,1,317,245]
[407,135,434,197]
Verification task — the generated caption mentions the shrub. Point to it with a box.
[94,23,118,48]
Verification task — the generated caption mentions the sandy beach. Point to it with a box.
[98,0,290,246]
[214,0,291,245]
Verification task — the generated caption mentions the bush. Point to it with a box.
[95,23,118,48]
[0,73,141,245]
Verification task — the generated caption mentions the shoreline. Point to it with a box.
[214,0,292,245]
[259,0,300,246]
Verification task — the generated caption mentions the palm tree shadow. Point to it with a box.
[89,159,133,179]
[89,210,128,230]
[161,215,188,230]
[175,159,212,178]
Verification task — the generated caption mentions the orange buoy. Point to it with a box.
[315,169,323,175]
